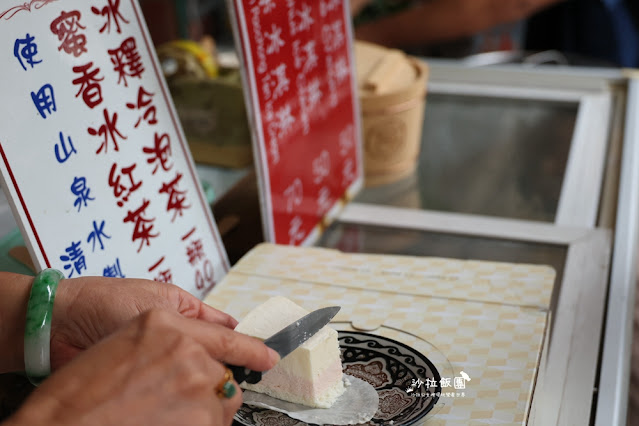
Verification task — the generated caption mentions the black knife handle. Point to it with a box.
[226,365,263,385]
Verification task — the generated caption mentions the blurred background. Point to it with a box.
[137,1,639,424]
[140,0,639,68]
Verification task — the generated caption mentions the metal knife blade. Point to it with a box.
[264,305,341,359]
[228,305,341,385]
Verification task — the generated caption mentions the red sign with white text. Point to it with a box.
[230,0,363,245]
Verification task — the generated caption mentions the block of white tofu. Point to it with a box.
[234,296,345,408]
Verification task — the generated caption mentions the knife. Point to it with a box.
[228,305,341,385]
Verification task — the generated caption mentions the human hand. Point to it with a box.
[50,277,238,370]
[6,309,279,426]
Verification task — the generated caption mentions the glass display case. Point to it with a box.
[363,93,576,221]
[316,61,639,425]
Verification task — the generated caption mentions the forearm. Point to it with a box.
[0,273,36,373]
[355,0,565,48]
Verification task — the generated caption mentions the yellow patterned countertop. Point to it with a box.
[204,243,555,425]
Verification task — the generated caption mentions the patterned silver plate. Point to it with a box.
[234,331,441,426]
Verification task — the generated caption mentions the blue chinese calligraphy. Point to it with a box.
[31,83,56,118]
[103,258,125,278]
[14,33,42,71]
[71,176,95,211]
[54,132,77,163]
[60,241,87,278]
[87,219,111,251]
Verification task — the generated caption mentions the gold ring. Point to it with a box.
[217,368,236,399]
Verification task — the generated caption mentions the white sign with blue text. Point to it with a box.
[0,0,229,298]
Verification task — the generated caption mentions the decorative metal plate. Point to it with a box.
[234,331,441,425]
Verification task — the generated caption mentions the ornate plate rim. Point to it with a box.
[340,330,441,425]
[234,330,441,426]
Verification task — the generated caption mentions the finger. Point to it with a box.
[195,304,239,329]
[211,363,243,426]
[166,285,239,328]
[180,346,242,426]
[220,379,242,426]
[149,311,279,371]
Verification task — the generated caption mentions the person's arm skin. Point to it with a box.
[0,273,243,373]
[0,273,39,372]
[354,0,565,48]
[4,309,279,426]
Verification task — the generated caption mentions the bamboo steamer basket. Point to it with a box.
[355,41,429,186]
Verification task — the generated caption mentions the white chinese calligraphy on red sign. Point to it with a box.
[230,0,363,245]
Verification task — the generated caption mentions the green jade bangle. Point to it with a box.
[24,268,64,386]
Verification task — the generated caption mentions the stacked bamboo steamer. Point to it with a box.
[355,41,429,187]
